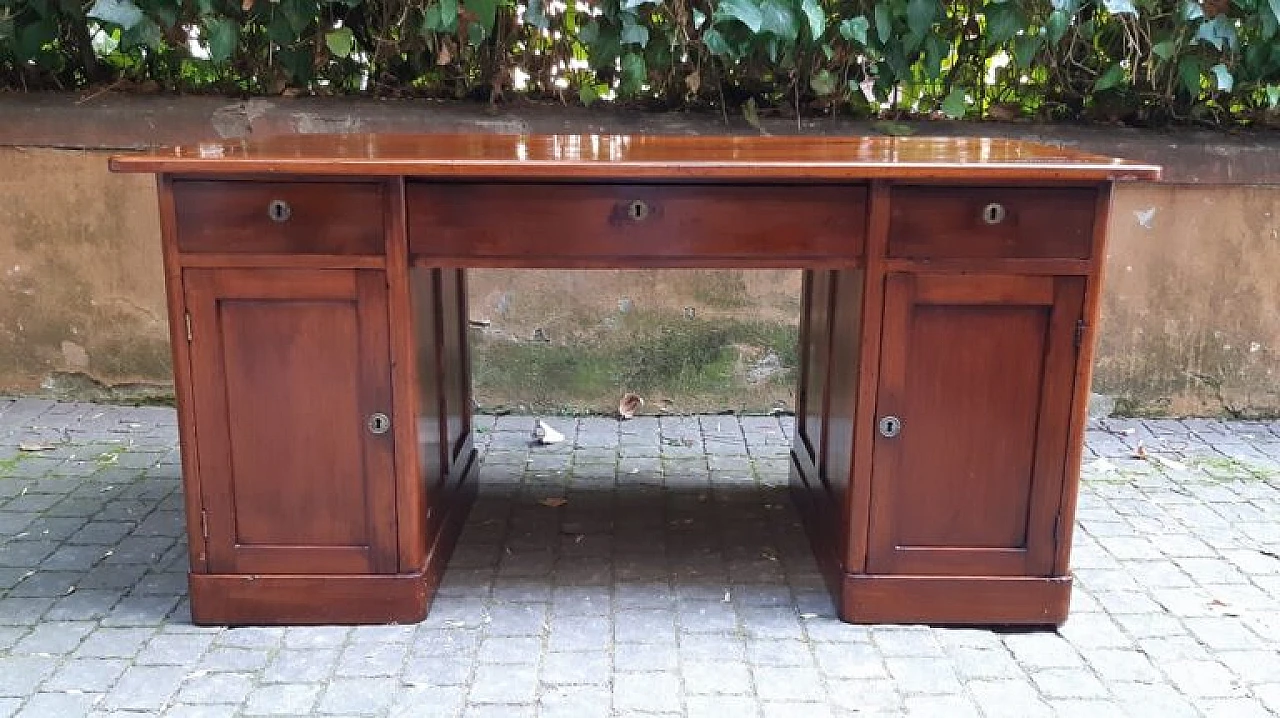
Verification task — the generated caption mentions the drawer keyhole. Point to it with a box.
[981,202,1007,225]
[267,199,292,223]
[627,200,650,221]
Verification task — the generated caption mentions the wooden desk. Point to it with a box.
[110,135,1160,626]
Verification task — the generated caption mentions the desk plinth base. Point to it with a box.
[189,571,432,626]
[839,575,1071,626]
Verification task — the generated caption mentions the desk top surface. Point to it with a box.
[110,133,1161,182]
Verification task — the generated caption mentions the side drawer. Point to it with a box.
[888,187,1096,259]
[173,180,385,255]
[407,183,866,263]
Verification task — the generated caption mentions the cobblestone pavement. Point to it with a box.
[1,398,1278,717]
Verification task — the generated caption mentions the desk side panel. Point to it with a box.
[156,175,209,574]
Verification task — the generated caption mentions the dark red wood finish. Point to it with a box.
[112,134,1158,626]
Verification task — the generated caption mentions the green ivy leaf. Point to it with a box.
[838,16,868,45]
[620,51,646,93]
[1269,0,1280,26]
[923,34,946,78]
[810,67,836,94]
[526,0,549,29]
[1012,34,1041,67]
[280,0,315,36]
[1183,0,1203,20]
[1102,0,1135,14]
[1209,63,1233,92]
[579,83,600,105]
[1049,0,1077,12]
[906,0,935,38]
[1267,85,1280,108]
[1046,11,1069,43]
[873,2,891,44]
[440,0,459,32]
[984,2,1023,44]
[759,0,797,40]
[702,26,732,55]
[714,0,763,32]
[87,0,143,29]
[940,87,966,117]
[1194,16,1238,51]
[1151,39,1176,61]
[620,16,649,45]
[578,19,598,43]
[1177,55,1202,97]
[325,26,353,57]
[800,0,824,41]
[17,18,56,60]
[466,0,498,38]
[120,16,163,49]
[203,16,238,63]
[1093,63,1124,91]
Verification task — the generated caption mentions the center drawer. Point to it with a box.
[407,183,866,264]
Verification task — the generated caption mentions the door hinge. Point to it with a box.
[1074,319,1086,349]
[184,312,193,342]
[200,509,209,539]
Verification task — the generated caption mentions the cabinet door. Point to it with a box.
[185,268,398,575]
[868,273,1084,577]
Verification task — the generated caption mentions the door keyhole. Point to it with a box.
[981,202,1006,225]
[878,416,902,438]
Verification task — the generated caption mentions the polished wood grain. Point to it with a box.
[173,180,385,254]
[407,184,866,266]
[109,134,1161,181]
[189,572,429,626]
[842,575,1071,625]
[1055,184,1116,575]
[867,273,1084,577]
[155,176,208,575]
[183,268,398,576]
[888,187,1096,259]
[843,181,891,576]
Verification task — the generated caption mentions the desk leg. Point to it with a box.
[791,269,865,610]
[410,268,478,616]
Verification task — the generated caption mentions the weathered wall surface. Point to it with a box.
[2,95,1278,415]
[0,148,170,399]
[1099,185,1280,417]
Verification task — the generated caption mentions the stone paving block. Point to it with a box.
[335,641,409,677]
[683,660,753,695]
[315,677,397,714]
[43,658,130,693]
[242,684,322,716]
[174,672,255,704]
[102,665,188,712]
[16,691,103,717]
[966,679,1053,718]
[540,650,609,686]
[468,664,538,704]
